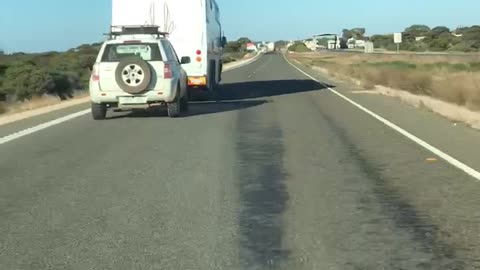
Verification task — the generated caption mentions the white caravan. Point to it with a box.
[112,0,227,99]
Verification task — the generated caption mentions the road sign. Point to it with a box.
[394,33,402,44]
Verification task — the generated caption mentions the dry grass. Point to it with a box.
[290,52,480,111]
[0,92,89,116]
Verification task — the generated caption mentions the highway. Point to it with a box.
[1,53,480,270]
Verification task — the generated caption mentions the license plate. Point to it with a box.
[118,96,147,104]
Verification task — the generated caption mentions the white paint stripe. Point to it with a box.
[223,52,262,72]
[0,109,90,145]
[283,54,480,181]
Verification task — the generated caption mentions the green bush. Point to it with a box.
[367,61,417,70]
[0,102,6,114]
[1,61,55,101]
[288,42,311,52]
[423,62,469,72]
[469,62,480,71]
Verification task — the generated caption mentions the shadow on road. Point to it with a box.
[219,79,334,101]
[107,100,268,119]
[107,79,331,119]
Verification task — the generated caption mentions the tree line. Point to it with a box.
[0,43,100,102]
[369,25,480,52]
[284,24,480,52]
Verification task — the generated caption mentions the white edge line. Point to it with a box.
[283,54,480,181]
[223,52,262,72]
[0,109,90,145]
[0,54,262,146]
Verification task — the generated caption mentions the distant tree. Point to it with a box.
[0,50,4,56]
[405,25,431,36]
[430,26,451,37]
[403,24,431,43]
[339,38,348,49]
[274,40,287,49]
[458,26,480,49]
[237,37,251,45]
[342,28,366,40]
[342,29,353,40]
[371,34,394,49]
[225,41,242,53]
[351,28,366,39]
[316,38,330,47]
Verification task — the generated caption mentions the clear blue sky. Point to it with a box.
[1,0,478,53]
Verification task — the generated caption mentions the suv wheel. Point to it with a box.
[91,103,107,120]
[167,96,181,118]
[180,96,189,113]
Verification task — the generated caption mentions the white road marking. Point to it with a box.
[223,52,262,72]
[283,54,480,181]
[0,109,90,145]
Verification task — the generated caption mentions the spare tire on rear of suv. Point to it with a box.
[115,57,152,94]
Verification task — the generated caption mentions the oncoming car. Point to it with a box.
[89,26,191,120]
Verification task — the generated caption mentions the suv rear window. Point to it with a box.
[101,43,163,62]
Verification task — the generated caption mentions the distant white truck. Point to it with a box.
[112,0,227,100]
[267,42,275,52]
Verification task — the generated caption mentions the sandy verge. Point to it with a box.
[359,86,480,130]
[294,59,480,130]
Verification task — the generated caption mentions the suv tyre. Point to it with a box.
[91,103,107,120]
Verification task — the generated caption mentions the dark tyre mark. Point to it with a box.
[235,108,290,269]
[311,98,465,270]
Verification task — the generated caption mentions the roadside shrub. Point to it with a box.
[360,79,376,90]
[288,43,311,53]
[396,72,432,95]
[469,62,480,71]
[0,102,6,114]
[1,61,55,101]
[223,52,247,64]
[367,61,417,70]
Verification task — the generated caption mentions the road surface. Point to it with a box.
[1,53,480,270]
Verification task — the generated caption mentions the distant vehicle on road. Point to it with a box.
[112,0,227,100]
[266,42,275,52]
[89,26,191,120]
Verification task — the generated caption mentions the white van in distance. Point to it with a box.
[112,0,227,100]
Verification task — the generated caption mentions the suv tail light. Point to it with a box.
[91,64,100,82]
[164,64,173,79]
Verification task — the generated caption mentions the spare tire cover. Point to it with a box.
[115,57,152,94]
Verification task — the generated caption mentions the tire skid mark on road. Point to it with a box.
[311,99,465,269]
[235,106,290,269]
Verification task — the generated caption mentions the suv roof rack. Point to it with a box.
[107,25,169,39]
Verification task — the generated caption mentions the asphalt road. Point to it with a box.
[1,53,480,270]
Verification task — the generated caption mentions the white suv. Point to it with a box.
[89,26,190,119]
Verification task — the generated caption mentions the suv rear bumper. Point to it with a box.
[90,80,178,105]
